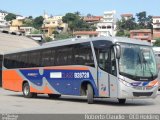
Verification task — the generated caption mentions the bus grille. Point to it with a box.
[133,92,153,97]
[133,86,152,90]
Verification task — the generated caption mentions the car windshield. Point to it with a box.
[119,43,157,80]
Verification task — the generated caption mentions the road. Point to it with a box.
[0,88,160,114]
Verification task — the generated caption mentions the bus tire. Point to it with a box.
[118,99,126,104]
[48,94,61,99]
[87,84,94,104]
[23,82,36,98]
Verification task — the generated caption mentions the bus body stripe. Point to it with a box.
[30,85,53,94]
[2,66,99,96]
[44,66,88,70]
[19,66,89,70]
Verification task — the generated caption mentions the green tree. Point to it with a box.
[73,19,90,31]
[23,19,34,27]
[75,11,81,16]
[136,11,146,28]
[154,38,160,46]
[87,13,93,17]
[62,13,79,23]
[90,25,97,31]
[116,18,137,31]
[136,11,152,29]
[33,16,44,29]
[54,32,72,40]
[146,15,153,29]
[116,29,125,36]
[52,31,59,35]
[5,13,16,21]
[28,16,33,19]
[124,30,130,37]
[31,29,42,34]
[45,37,53,42]
[116,17,137,37]
[62,12,91,32]
[62,13,77,32]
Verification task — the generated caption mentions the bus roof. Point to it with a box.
[4,37,151,55]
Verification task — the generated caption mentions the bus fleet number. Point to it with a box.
[74,72,90,78]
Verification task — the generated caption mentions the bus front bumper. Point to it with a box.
[118,81,159,99]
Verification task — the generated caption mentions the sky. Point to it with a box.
[1,0,160,18]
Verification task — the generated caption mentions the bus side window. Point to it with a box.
[111,48,117,76]
[93,40,112,73]
[98,50,109,72]
[73,42,95,67]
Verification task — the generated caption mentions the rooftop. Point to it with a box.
[121,14,133,17]
[152,16,160,18]
[130,29,152,33]
[73,31,98,35]
[83,16,102,22]
[0,30,40,54]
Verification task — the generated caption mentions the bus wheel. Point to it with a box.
[118,99,126,104]
[48,94,61,99]
[23,82,36,98]
[87,84,94,104]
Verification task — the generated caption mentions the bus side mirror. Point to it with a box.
[115,44,121,59]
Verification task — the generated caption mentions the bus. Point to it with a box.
[2,37,159,104]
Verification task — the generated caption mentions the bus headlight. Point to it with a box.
[119,79,132,87]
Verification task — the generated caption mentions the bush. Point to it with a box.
[45,37,53,42]
[153,38,160,46]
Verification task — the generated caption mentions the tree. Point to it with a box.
[28,16,33,19]
[136,11,152,29]
[116,11,153,37]
[31,29,42,34]
[116,18,137,37]
[154,38,160,46]
[75,11,81,16]
[54,32,72,40]
[62,13,78,32]
[5,13,16,21]
[87,13,92,17]
[45,37,53,42]
[136,11,146,28]
[62,13,79,23]
[62,12,91,32]
[52,31,59,35]
[33,16,44,29]
[72,19,90,31]
[116,18,137,31]
[23,19,34,27]
[90,25,97,31]
[116,29,125,36]
[146,15,153,29]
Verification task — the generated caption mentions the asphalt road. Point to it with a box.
[0,88,160,114]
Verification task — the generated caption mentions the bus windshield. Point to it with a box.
[119,43,158,80]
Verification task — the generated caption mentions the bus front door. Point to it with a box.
[98,48,118,98]
[108,48,118,98]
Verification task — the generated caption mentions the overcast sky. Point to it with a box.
[1,0,160,18]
